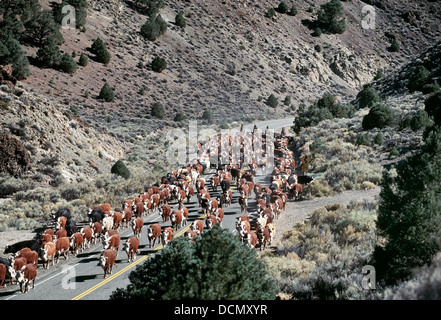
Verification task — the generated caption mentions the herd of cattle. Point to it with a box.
[0,127,311,294]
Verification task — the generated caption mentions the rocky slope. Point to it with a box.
[20,0,441,138]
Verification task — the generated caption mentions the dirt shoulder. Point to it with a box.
[272,186,381,246]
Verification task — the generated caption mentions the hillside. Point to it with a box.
[18,0,441,137]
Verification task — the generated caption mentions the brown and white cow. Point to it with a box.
[211,176,220,192]
[191,220,204,235]
[16,250,38,267]
[184,230,198,241]
[92,222,103,244]
[123,237,140,262]
[180,206,189,226]
[171,210,183,231]
[150,194,160,212]
[243,231,258,248]
[99,249,117,279]
[148,223,161,248]
[102,234,121,257]
[257,227,271,251]
[289,183,303,200]
[56,216,67,230]
[40,242,56,269]
[133,201,145,218]
[207,198,219,215]
[102,216,114,234]
[161,227,174,246]
[70,232,84,256]
[205,214,218,229]
[17,263,37,293]
[90,203,111,217]
[215,208,225,226]
[55,237,70,263]
[8,257,26,285]
[235,215,250,234]
[122,207,133,228]
[39,233,53,249]
[132,217,144,238]
[186,186,194,204]
[112,212,123,230]
[80,226,93,249]
[158,204,171,223]
[55,228,67,239]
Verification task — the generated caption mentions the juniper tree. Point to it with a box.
[317,0,346,34]
[98,82,115,102]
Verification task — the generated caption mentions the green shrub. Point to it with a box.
[289,5,298,16]
[265,8,276,18]
[389,148,399,158]
[312,27,322,37]
[111,160,131,179]
[151,56,167,72]
[407,66,431,93]
[266,94,278,108]
[98,82,115,102]
[173,112,185,122]
[78,53,88,66]
[202,109,214,124]
[356,133,370,146]
[58,52,78,74]
[175,11,186,28]
[421,83,440,95]
[356,87,381,109]
[410,110,432,131]
[133,0,164,16]
[151,102,165,118]
[373,132,384,146]
[140,14,167,41]
[362,103,395,130]
[36,38,61,68]
[388,39,400,52]
[277,2,289,14]
[317,0,346,34]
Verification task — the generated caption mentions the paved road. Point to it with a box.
[0,117,294,301]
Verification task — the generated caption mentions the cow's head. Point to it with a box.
[122,240,130,254]
[16,266,26,284]
[99,255,107,268]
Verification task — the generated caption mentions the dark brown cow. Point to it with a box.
[148,223,161,248]
[99,249,117,278]
[289,183,303,200]
[123,237,140,262]
[55,237,70,263]
[0,264,6,289]
[90,203,111,216]
[17,263,37,293]
[112,212,123,230]
[132,217,144,238]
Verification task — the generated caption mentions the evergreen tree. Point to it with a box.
[98,82,115,102]
[372,127,441,285]
[36,37,61,68]
[24,9,64,47]
[362,103,395,130]
[111,159,131,179]
[58,52,78,74]
[91,38,110,65]
[317,0,346,34]
[110,226,277,299]
[277,2,289,14]
[356,87,381,109]
[3,35,31,79]
[424,90,441,125]
[202,109,214,124]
